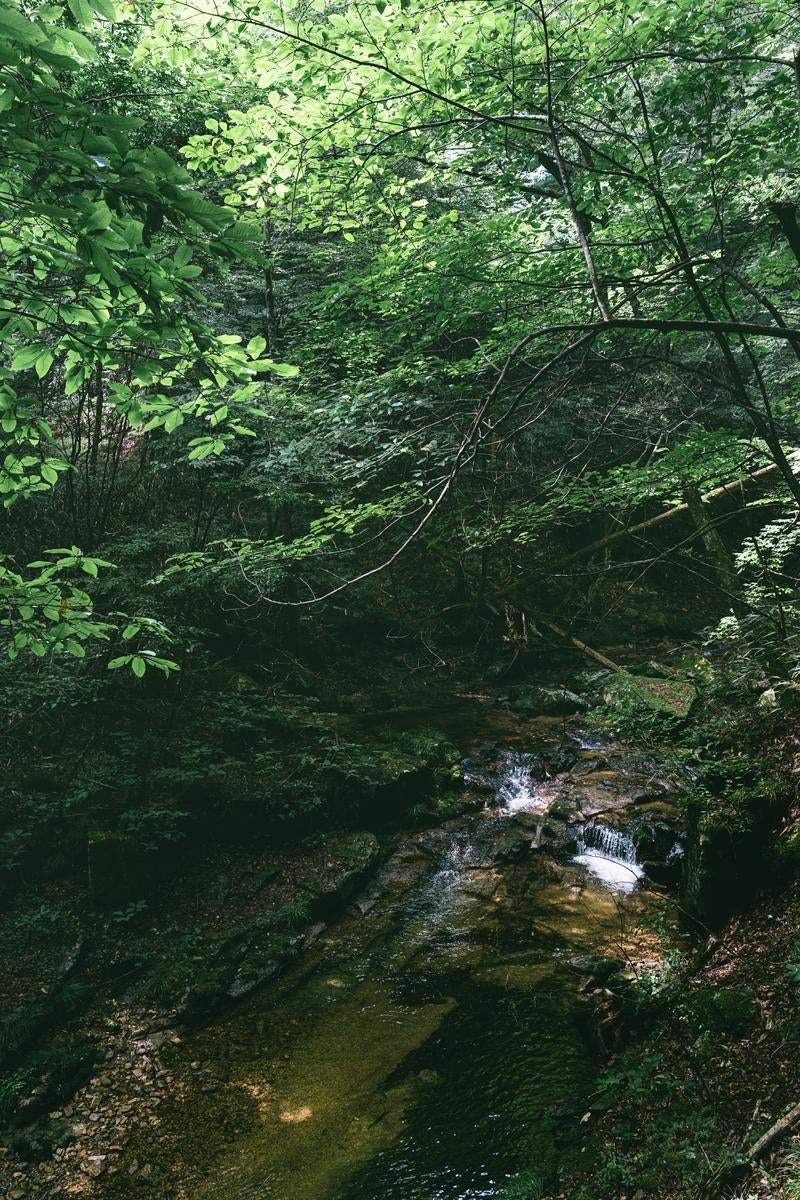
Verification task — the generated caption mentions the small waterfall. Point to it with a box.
[573,822,643,893]
[496,753,544,812]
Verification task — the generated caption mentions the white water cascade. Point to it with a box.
[573,822,644,893]
[496,754,545,812]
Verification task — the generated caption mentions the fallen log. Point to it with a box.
[537,617,624,673]
[697,1098,800,1198]
[437,461,779,619]
[549,462,778,572]
[745,1099,800,1162]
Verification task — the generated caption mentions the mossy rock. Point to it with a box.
[509,685,587,717]
[691,987,758,1036]
[347,728,462,818]
[605,673,696,717]
[547,799,575,822]
[568,955,625,982]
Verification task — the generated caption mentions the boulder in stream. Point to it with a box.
[508,685,588,717]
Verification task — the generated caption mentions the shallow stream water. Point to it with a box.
[146,699,669,1200]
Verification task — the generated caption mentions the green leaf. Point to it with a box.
[34,350,55,379]
[66,0,95,26]
[0,8,46,46]
[89,0,117,19]
[11,344,48,371]
[131,655,146,677]
[85,201,112,232]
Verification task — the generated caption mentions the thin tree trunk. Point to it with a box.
[683,484,740,602]
[538,617,624,672]
[769,201,800,266]
[263,216,279,355]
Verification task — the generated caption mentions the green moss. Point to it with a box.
[607,673,696,717]
[691,987,758,1036]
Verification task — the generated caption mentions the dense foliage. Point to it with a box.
[0,0,799,1190]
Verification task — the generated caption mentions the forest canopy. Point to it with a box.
[1,0,798,675]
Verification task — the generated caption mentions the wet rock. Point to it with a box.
[568,955,625,982]
[642,859,678,887]
[460,773,495,797]
[633,817,680,860]
[546,798,581,824]
[310,832,381,915]
[489,831,532,863]
[509,685,588,717]
[462,871,500,900]
[354,892,379,916]
[538,819,573,852]
[512,809,543,831]
[627,780,673,804]
[226,959,280,1001]
[302,922,327,949]
[570,755,610,775]
[544,741,581,774]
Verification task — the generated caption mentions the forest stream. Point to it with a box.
[4,3,800,1196]
[136,697,674,1200]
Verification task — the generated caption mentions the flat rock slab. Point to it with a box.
[462,871,501,900]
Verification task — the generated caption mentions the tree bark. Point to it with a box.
[683,484,741,602]
[537,617,624,672]
[769,201,800,267]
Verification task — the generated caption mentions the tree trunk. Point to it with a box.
[683,484,741,605]
[263,216,279,355]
